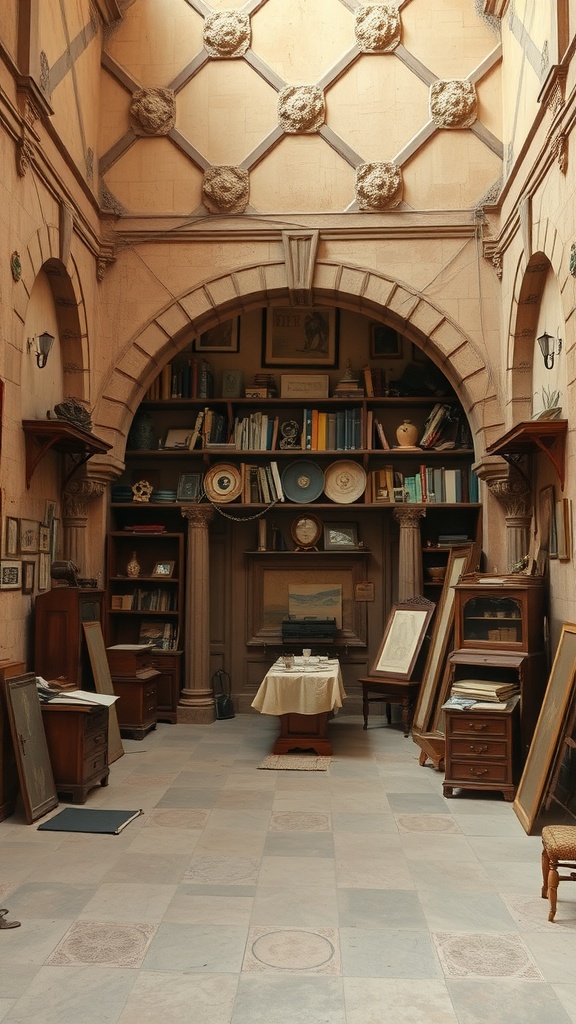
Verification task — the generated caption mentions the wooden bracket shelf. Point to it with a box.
[22,419,111,488]
[485,419,567,490]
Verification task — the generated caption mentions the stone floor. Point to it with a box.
[1,713,575,1024]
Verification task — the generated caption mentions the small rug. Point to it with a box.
[37,808,143,834]
[258,755,330,771]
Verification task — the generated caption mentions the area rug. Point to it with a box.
[258,755,331,771]
[37,808,143,834]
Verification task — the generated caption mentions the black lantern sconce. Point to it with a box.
[27,331,55,369]
[537,330,562,370]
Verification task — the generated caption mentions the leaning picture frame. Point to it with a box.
[513,623,576,834]
[151,560,175,578]
[177,472,202,502]
[323,523,358,550]
[370,600,435,680]
[6,673,58,823]
[263,307,338,368]
[196,318,239,353]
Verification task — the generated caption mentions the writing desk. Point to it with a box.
[252,658,346,755]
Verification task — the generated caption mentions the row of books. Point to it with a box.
[241,462,285,504]
[145,359,214,400]
[115,587,177,612]
[138,619,179,650]
[371,465,479,504]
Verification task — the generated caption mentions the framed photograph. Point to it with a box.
[39,525,50,553]
[323,522,358,550]
[151,560,175,578]
[370,599,435,680]
[177,472,203,502]
[38,552,50,591]
[264,307,338,368]
[22,560,35,594]
[370,323,402,359]
[4,516,19,556]
[19,518,39,554]
[514,623,576,834]
[5,673,58,823]
[163,428,194,449]
[196,318,239,353]
[0,560,22,590]
[355,581,375,602]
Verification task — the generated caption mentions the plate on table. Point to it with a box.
[281,460,324,503]
[324,460,366,503]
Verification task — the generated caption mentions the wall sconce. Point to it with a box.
[537,330,562,370]
[27,331,55,369]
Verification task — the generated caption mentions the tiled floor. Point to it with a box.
[1,713,576,1024]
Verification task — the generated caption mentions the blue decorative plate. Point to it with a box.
[281,460,324,503]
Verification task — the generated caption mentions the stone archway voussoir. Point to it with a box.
[336,266,371,299]
[155,304,192,339]
[179,289,220,325]
[360,276,399,311]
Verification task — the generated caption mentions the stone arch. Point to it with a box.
[17,224,90,402]
[91,260,498,469]
[508,250,552,422]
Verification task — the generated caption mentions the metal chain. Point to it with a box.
[199,487,280,521]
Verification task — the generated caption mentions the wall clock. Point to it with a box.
[291,514,323,550]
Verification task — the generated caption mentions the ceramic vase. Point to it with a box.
[396,419,418,447]
[126,551,141,577]
[126,411,157,451]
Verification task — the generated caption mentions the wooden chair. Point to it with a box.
[359,596,435,737]
[541,825,576,921]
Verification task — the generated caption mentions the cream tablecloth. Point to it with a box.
[251,658,346,716]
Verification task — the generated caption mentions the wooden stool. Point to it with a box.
[541,825,576,921]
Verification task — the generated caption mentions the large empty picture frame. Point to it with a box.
[513,623,576,834]
[370,599,435,680]
[6,673,58,823]
[411,545,474,736]
[83,621,124,763]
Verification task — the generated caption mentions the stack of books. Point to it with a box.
[450,679,519,703]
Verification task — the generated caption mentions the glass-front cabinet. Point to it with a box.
[454,573,545,654]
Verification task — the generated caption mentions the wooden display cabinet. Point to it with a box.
[34,588,104,687]
[443,696,520,802]
[41,701,109,803]
[105,531,184,721]
[454,572,545,653]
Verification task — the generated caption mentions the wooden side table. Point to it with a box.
[41,701,109,804]
[443,696,520,802]
[358,676,420,737]
[112,670,159,740]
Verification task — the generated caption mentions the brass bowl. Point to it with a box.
[427,566,446,582]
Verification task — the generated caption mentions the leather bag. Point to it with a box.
[212,669,235,719]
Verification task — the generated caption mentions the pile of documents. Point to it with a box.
[450,678,519,703]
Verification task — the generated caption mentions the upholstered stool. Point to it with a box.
[541,825,576,922]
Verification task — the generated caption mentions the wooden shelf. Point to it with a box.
[485,419,567,489]
[22,419,111,488]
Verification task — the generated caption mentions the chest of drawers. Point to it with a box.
[112,670,159,739]
[41,702,109,804]
[442,698,520,802]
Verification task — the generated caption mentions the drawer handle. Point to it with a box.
[469,767,489,776]
[468,723,488,731]
[469,744,489,753]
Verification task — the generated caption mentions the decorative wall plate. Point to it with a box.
[324,460,367,503]
[204,463,242,503]
[281,460,324,503]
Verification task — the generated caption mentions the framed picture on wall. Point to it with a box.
[4,516,18,557]
[263,307,338,367]
[19,519,39,554]
[370,323,402,359]
[22,560,35,594]
[38,525,50,553]
[195,318,239,352]
[0,560,22,590]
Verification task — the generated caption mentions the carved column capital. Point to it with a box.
[63,477,105,518]
[480,465,531,518]
[393,506,426,528]
[180,505,214,529]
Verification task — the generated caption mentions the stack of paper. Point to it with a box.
[451,678,519,702]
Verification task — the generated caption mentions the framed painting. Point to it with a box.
[4,516,19,557]
[22,560,35,594]
[370,323,402,359]
[19,518,39,554]
[263,307,338,368]
[514,623,576,834]
[323,523,358,550]
[38,525,50,553]
[6,673,58,823]
[370,598,435,680]
[38,552,50,592]
[411,544,475,736]
[177,472,203,502]
[0,560,22,590]
[151,560,175,578]
[196,318,239,353]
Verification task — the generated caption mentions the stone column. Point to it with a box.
[179,504,215,724]
[475,458,532,569]
[62,477,105,573]
[393,506,426,600]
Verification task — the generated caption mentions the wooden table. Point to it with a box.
[252,658,346,755]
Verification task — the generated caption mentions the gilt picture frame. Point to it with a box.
[370,599,435,680]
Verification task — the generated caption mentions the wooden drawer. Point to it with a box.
[448,714,509,738]
[447,759,512,786]
[448,737,508,759]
